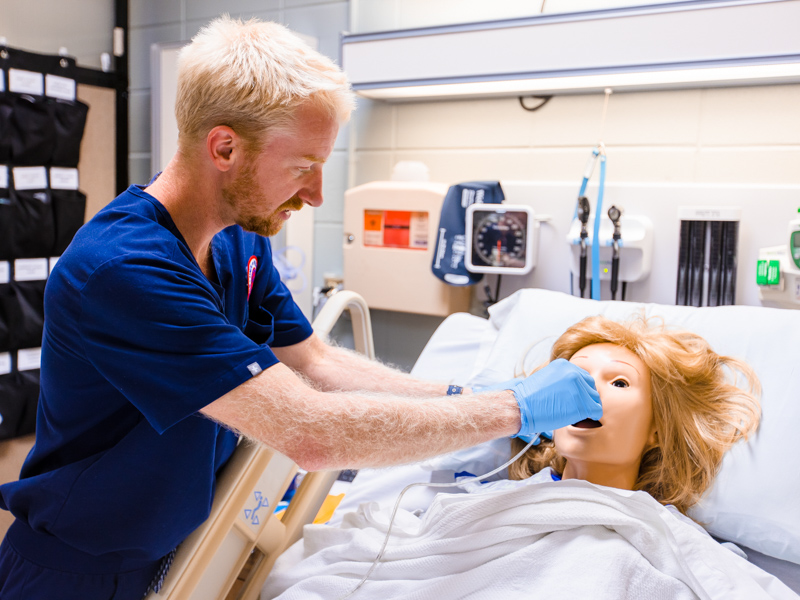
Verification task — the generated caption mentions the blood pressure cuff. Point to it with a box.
[52,99,89,167]
[10,188,55,258]
[10,94,55,166]
[52,189,86,254]
[0,280,45,349]
[431,181,505,286]
[0,369,39,440]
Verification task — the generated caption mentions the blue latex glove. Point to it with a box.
[510,359,602,439]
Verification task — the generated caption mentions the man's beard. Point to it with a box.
[222,163,304,237]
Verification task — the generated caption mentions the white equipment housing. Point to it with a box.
[343,181,471,316]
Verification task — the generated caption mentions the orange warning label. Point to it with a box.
[363,210,428,249]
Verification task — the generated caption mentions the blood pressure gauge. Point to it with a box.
[465,204,535,275]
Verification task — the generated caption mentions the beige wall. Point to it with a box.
[350,84,800,188]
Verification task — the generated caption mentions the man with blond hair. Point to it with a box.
[0,16,601,599]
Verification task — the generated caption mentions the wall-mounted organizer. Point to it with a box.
[565,214,654,296]
[0,46,89,441]
[675,207,740,307]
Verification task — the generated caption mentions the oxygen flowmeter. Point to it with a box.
[790,216,800,270]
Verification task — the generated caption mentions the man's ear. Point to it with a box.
[206,126,239,172]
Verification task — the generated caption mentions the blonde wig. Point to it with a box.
[508,315,761,516]
[175,15,355,150]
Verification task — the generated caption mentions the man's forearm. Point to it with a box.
[275,337,455,397]
[202,363,517,471]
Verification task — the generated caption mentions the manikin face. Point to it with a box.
[222,102,339,237]
[553,343,656,487]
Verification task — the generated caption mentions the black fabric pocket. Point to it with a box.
[0,193,12,260]
[1,280,46,349]
[52,100,88,167]
[10,94,55,166]
[0,369,39,440]
[0,372,26,440]
[10,188,55,258]
[0,283,11,351]
[51,189,86,254]
[0,95,12,163]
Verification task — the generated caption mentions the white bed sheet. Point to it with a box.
[268,477,798,600]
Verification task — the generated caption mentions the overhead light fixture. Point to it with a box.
[342,0,800,101]
[355,59,800,100]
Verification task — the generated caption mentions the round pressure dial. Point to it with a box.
[473,211,527,268]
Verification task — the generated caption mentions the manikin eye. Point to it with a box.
[611,379,629,388]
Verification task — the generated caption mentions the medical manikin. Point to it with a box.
[509,315,761,516]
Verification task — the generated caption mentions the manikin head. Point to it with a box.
[509,315,761,515]
[173,16,355,236]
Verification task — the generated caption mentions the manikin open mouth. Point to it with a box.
[572,419,603,429]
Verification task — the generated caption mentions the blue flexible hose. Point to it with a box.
[591,154,607,300]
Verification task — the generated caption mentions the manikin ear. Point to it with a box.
[206,126,241,172]
[644,426,659,452]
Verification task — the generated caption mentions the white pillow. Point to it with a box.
[465,289,800,565]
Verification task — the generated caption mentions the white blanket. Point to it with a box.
[262,478,798,600]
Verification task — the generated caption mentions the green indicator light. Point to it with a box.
[756,260,768,286]
[767,260,781,286]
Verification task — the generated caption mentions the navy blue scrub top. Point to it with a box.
[0,184,313,568]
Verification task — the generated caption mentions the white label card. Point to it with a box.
[0,166,8,190]
[49,256,60,274]
[0,261,9,284]
[0,353,11,376]
[12,166,48,191]
[9,68,44,95]
[50,167,79,190]
[45,74,76,101]
[18,348,42,371]
[14,258,49,281]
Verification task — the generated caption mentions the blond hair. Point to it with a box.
[175,15,355,151]
[509,315,760,516]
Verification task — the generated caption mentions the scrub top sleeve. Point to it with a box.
[79,255,279,434]
[256,251,313,348]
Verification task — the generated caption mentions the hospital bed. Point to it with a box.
[152,289,800,598]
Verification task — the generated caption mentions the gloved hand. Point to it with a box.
[509,359,602,439]
[474,377,552,444]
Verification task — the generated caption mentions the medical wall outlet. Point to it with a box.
[566,214,653,284]
[465,204,538,275]
[675,207,741,307]
[343,181,471,316]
